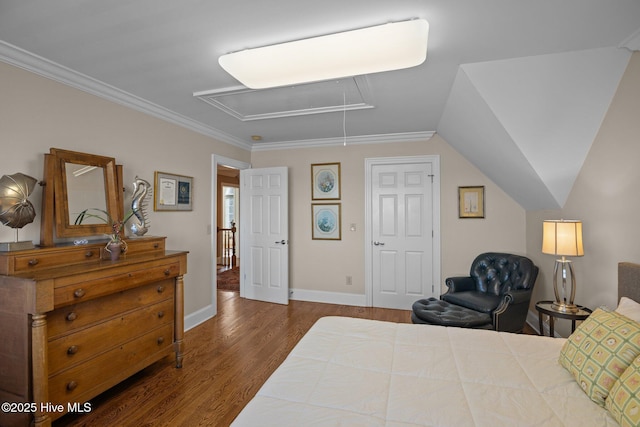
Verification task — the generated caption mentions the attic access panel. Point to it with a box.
[194,76,374,121]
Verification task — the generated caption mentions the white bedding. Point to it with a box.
[232,316,617,426]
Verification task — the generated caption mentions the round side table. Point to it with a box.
[535,300,592,337]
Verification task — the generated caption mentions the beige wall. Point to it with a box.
[526,52,640,335]
[251,134,526,296]
[0,61,251,317]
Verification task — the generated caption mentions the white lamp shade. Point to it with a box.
[219,19,429,89]
[542,220,584,256]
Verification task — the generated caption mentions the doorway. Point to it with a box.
[217,167,240,291]
[364,155,441,309]
[211,155,250,316]
[219,184,239,267]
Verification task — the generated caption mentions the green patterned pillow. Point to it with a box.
[606,355,640,426]
[559,308,640,406]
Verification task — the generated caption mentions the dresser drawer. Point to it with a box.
[48,323,174,406]
[12,246,101,273]
[53,261,180,308]
[0,237,173,275]
[48,280,174,338]
[120,237,165,257]
[48,298,174,374]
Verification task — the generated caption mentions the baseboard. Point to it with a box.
[290,288,367,307]
[184,290,366,332]
[184,304,215,332]
[526,308,561,337]
[526,309,540,334]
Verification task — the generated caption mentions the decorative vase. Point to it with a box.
[106,242,123,261]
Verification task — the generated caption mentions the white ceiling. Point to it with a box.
[1,0,639,210]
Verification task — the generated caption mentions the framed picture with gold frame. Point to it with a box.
[311,203,341,240]
[458,186,485,218]
[311,162,340,200]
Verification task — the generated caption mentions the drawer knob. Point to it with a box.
[84,251,94,258]
[73,289,86,298]
[157,285,165,293]
[66,312,77,322]
[154,243,159,249]
[28,258,39,266]
[67,345,79,355]
[164,269,171,276]
[157,336,165,345]
[66,381,78,391]
[158,311,165,318]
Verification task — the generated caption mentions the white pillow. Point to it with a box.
[615,297,640,322]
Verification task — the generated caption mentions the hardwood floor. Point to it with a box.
[53,290,413,427]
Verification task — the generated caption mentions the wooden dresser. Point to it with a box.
[0,236,187,427]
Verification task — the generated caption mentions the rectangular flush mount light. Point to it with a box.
[219,19,429,89]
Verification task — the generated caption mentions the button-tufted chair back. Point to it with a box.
[470,252,537,296]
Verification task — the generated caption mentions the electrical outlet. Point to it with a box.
[346,276,352,286]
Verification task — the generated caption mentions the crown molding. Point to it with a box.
[0,41,252,151]
[251,131,435,152]
[0,41,434,152]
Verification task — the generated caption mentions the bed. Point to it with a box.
[232,262,640,426]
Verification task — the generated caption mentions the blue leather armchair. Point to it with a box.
[441,252,538,333]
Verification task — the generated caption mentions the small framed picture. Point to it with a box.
[312,203,341,240]
[458,186,485,218]
[154,171,193,211]
[311,163,340,200]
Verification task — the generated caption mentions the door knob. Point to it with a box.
[275,240,287,245]
[373,241,385,246]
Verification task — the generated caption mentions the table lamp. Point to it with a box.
[542,219,584,313]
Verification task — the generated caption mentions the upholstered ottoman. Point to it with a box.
[411,298,493,329]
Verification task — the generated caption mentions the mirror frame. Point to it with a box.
[40,148,123,246]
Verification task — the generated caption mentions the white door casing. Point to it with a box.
[240,167,289,305]
[365,156,440,309]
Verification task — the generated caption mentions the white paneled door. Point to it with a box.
[369,158,439,309]
[239,167,289,305]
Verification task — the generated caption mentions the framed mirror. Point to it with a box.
[41,148,123,245]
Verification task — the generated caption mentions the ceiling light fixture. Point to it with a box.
[219,19,429,89]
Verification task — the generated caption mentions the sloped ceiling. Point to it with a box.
[438,47,632,210]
